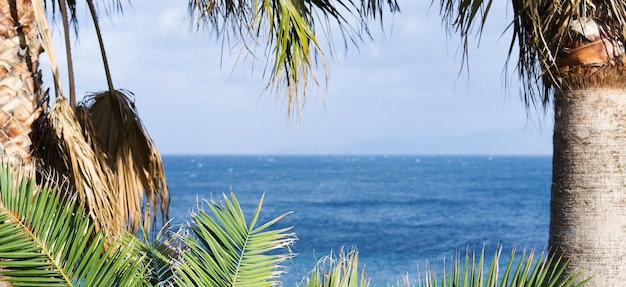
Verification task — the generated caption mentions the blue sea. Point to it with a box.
[163,155,551,286]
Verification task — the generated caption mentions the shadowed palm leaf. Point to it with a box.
[175,191,296,287]
[0,161,148,286]
[136,224,186,286]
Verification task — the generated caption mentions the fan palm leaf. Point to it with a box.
[78,89,169,234]
[0,161,149,286]
[175,191,296,287]
[36,0,169,234]
[32,96,123,235]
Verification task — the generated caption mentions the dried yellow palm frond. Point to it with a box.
[35,96,123,235]
[79,89,169,233]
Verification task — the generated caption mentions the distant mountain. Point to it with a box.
[336,128,552,155]
[268,128,552,155]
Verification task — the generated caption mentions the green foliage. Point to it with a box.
[0,161,589,287]
[396,246,588,287]
[175,192,296,287]
[0,162,148,286]
[134,224,184,286]
[0,163,297,287]
[187,0,400,118]
[299,247,370,287]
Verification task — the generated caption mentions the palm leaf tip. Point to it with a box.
[300,246,370,287]
[411,245,589,287]
[187,0,400,119]
[176,191,296,287]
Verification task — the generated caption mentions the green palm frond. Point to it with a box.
[403,246,588,287]
[299,247,370,287]
[175,191,296,287]
[135,224,187,286]
[0,161,149,286]
[439,0,626,108]
[78,89,169,234]
[188,0,400,118]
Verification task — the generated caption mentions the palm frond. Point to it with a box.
[405,246,589,287]
[299,247,370,287]
[175,191,296,287]
[0,161,149,286]
[33,96,123,235]
[78,89,169,234]
[134,223,187,286]
[187,0,399,119]
[439,0,626,109]
[43,0,127,32]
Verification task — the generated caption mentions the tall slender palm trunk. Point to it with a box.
[550,85,626,286]
[0,0,42,165]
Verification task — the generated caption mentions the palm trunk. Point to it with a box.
[0,0,42,165]
[550,86,626,286]
[0,1,41,285]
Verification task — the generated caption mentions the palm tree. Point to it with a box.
[0,0,170,236]
[0,0,594,285]
[0,0,405,235]
[438,0,626,286]
[0,0,409,231]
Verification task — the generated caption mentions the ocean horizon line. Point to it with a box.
[161,153,553,157]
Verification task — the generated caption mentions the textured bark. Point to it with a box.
[0,0,41,165]
[550,87,626,286]
[0,1,41,285]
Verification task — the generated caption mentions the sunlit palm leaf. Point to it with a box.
[33,96,123,235]
[176,191,296,287]
[408,246,588,287]
[299,247,370,287]
[188,0,400,118]
[0,161,148,286]
[78,89,169,234]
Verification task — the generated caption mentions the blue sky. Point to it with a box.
[41,1,553,155]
